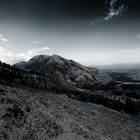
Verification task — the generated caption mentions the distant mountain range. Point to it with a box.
[98,63,140,70]
[14,54,111,90]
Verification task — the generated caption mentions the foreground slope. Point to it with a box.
[0,84,140,140]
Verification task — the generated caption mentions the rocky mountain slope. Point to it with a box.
[14,55,111,89]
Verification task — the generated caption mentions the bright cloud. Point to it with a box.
[0,46,15,63]
[27,47,50,56]
[121,48,140,53]
[75,48,140,66]
[0,46,51,64]
[137,34,140,39]
[32,41,39,44]
[92,0,127,26]
[0,34,8,42]
[104,4,125,21]
[0,46,13,57]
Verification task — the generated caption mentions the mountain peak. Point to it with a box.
[29,55,50,62]
[52,54,61,58]
[48,54,66,64]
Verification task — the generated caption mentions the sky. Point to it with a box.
[0,0,140,66]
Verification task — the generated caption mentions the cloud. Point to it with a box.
[92,0,127,26]
[121,48,140,53]
[104,4,125,21]
[0,34,8,42]
[0,46,13,57]
[27,47,51,56]
[0,46,15,63]
[32,41,39,44]
[137,34,140,39]
[0,46,51,64]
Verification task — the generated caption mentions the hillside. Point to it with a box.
[0,84,140,140]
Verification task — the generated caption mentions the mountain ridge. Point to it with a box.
[14,54,112,89]
[98,62,140,70]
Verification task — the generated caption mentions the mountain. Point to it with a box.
[14,55,112,89]
[1,57,140,116]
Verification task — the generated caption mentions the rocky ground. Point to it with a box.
[0,84,140,140]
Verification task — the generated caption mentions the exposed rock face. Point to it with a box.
[14,55,112,89]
